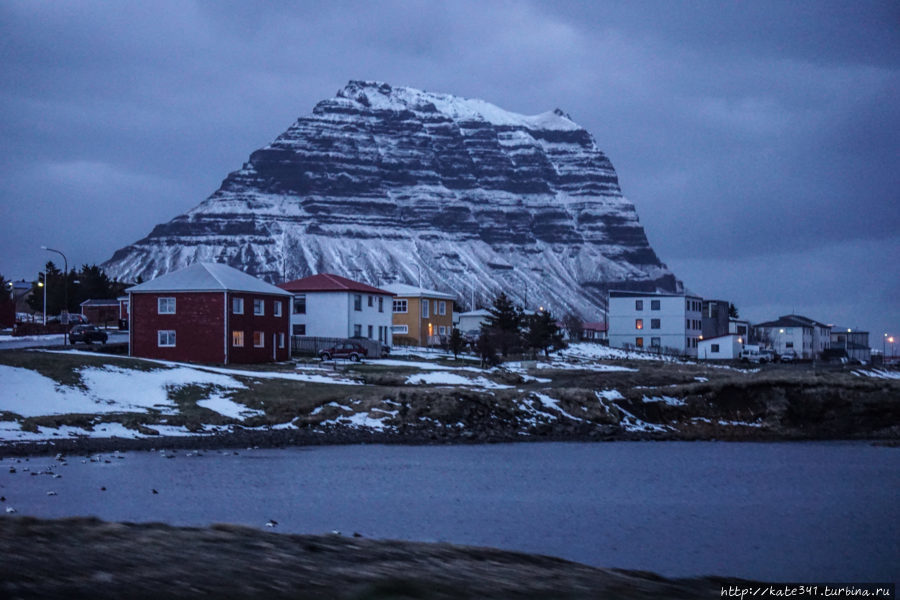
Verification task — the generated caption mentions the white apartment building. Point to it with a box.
[278,273,394,345]
[753,314,831,359]
[607,291,703,357]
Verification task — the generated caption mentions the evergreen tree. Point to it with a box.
[562,313,583,341]
[448,327,465,360]
[524,309,566,358]
[481,292,523,357]
[728,303,739,319]
[476,330,500,368]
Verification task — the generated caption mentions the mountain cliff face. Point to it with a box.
[104,81,680,317]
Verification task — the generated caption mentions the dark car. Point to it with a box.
[318,341,368,361]
[68,324,108,345]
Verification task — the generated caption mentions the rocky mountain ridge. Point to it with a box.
[104,81,680,316]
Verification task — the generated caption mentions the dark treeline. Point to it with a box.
[25,263,128,316]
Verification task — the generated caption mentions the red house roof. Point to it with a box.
[278,273,394,296]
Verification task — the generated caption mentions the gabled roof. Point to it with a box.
[583,321,608,331]
[79,298,120,307]
[754,314,827,330]
[278,273,394,295]
[459,309,491,317]
[126,263,291,296]
[382,283,455,300]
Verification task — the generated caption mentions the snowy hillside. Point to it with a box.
[104,81,680,317]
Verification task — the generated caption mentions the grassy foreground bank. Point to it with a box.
[0,516,735,599]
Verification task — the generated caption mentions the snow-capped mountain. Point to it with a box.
[104,81,680,317]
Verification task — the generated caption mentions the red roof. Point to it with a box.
[583,321,608,331]
[278,273,394,295]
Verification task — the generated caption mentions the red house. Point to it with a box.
[127,263,292,364]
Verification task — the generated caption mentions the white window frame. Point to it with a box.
[278,332,285,348]
[392,324,408,334]
[253,298,264,316]
[232,331,244,347]
[353,295,362,311]
[353,324,362,337]
[393,299,407,313]
[378,297,384,312]
[253,331,265,348]
[157,330,176,347]
[158,297,175,314]
[293,295,306,315]
[232,297,244,314]
[438,301,446,316]
[422,301,429,318]
[274,301,282,317]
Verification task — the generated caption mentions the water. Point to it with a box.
[2,442,898,582]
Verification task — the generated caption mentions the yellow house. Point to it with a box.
[383,284,455,346]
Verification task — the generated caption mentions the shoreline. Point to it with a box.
[2,426,897,457]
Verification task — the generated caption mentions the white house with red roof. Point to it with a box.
[277,273,395,345]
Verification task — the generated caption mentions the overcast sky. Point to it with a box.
[2,0,898,341]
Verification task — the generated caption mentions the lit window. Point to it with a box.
[635,319,643,330]
[232,331,244,347]
[158,297,175,314]
[636,337,644,348]
[232,297,244,314]
[393,299,407,313]
[253,299,264,316]
[253,331,264,347]
[157,330,175,347]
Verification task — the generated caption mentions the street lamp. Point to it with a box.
[37,275,46,326]
[41,245,68,346]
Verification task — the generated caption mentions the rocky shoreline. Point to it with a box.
[0,516,744,599]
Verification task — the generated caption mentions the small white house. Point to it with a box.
[457,309,491,336]
[698,334,744,360]
[278,273,394,345]
[607,290,703,357]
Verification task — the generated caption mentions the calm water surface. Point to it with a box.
[2,441,898,582]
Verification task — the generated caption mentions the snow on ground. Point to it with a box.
[0,363,247,418]
[593,390,668,433]
[852,369,900,380]
[196,394,264,420]
[530,392,584,422]
[0,420,230,442]
[596,389,625,401]
[557,343,677,363]
[642,395,686,407]
[405,371,512,389]
[0,334,63,343]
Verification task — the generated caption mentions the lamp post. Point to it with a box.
[41,246,68,346]
[38,275,46,326]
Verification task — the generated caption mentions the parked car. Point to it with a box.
[780,350,798,363]
[318,341,368,362]
[68,324,108,345]
[758,348,775,364]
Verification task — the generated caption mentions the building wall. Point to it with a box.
[392,296,454,346]
[699,335,743,360]
[756,326,811,358]
[227,292,291,363]
[701,300,730,339]
[131,291,289,364]
[130,292,226,364]
[608,293,702,356]
[289,291,393,345]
